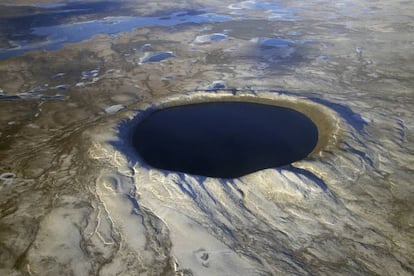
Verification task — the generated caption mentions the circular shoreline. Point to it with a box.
[122,90,341,178]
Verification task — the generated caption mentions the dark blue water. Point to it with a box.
[139,51,174,64]
[132,102,318,178]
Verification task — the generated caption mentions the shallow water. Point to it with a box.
[0,8,231,59]
[0,0,413,275]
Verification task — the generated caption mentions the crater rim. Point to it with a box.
[126,91,340,178]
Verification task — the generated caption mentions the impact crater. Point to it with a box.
[130,94,338,178]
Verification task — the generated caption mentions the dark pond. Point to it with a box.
[132,102,319,178]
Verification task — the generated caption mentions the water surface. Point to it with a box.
[133,102,318,178]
